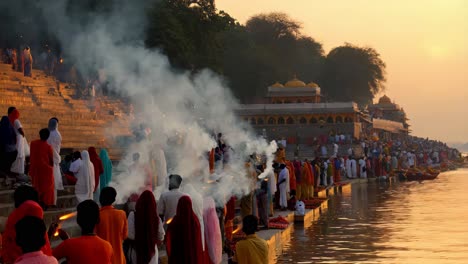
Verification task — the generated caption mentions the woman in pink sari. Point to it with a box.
[203,197,222,264]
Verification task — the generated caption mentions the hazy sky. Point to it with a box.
[217,0,468,143]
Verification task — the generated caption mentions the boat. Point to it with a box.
[404,168,440,181]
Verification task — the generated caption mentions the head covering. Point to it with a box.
[48,118,58,131]
[88,147,104,192]
[99,149,113,191]
[8,109,19,126]
[1,200,52,263]
[79,150,95,199]
[203,197,222,264]
[0,116,16,149]
[166,196,203,264]
[135,190,159,264]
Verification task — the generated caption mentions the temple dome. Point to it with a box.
[378,95,392,104]
[285,77,306,87]
[270,82,284,88]
[306,82,319,88]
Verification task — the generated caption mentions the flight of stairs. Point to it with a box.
[0,63,132,160]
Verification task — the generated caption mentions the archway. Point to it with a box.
[327,116,334,123]
[278,117,285,124]
[268,117,276,125]
[299,117,307,124]
[287,117,294,124]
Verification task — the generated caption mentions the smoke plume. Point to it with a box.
[33,0,277,204]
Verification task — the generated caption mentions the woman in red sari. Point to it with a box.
[88,147,104,193]
[166,196,204,264]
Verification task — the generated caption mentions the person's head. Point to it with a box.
[279,163,287,170]
[15,216,46,253]
[133,152,140,162]
[39,128,50,141]
[64,154,72,162]
[73,151,81,161]
[7,106,16,115]
[168,174,182,190]
[14,185,39,208]
[76,200,100,234]
[290,190,296,197]
[51,117,59,123]
[99,187,117,206]
[136,190,157,214]
[242,215,258,235]
[48,118,58,131]
[176,196,193,216]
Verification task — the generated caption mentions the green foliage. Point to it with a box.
[319,44,386,104]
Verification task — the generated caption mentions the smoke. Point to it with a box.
[33,0,277,204]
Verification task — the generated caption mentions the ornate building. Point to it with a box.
[235,77,365,144]
[368,95,409,140]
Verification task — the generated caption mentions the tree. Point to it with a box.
[145,0,236,72]
[319,44,386,104]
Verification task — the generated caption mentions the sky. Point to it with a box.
[216,0,468,143]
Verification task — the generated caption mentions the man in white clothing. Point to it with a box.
[278,164,289,210]
[333,143,339,157]
[346,158,353,178]
[47,118,63,205]
[158,174,188,225]
[359,157,367,178]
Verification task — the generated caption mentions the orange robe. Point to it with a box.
[286,161,296,191]
[302,163,315,199]
[1,201,52,264]
[95,206,128,264]
[209,149,215,173]
[29,140,54,206]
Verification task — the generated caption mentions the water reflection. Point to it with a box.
[278,169,468,264]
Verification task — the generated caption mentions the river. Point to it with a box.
[277,169,468,264]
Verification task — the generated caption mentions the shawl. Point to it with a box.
[166,196,203,264]
[203,197,222,264]
[135,190,159,264]
[99,149,113,191]
[88,147,104,192]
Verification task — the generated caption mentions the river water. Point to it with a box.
[278,169,468,264]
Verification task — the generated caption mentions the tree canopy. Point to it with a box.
[319,44,386,104]
[0,0,387,104]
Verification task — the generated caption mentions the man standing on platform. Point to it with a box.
[95,187,128,264]
[233,215,268,264]
[29,129,54,209]
[47,118,63,206]
[278,164,289,211]
[158,174,187,224]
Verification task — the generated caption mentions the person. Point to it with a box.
[278,164,289,210]
[302,160,314,200]
[333,157,342,183]
[74,151,95,202]
[158,174,188,223]
[53,200,113,263]
[1,186,52,264]
[203,197,222,264]
[22,47,33,77]
[351,158,358,178]
[127,190,165,264]
[166,196,203,264]
[29,129,54,208]
[14,216,58,264]
[95,187,127,264]
[292,159,302,199]
[99,149,113,192]
[9,108,26,179]
[359,157,367,178]
[346,157,353,178]
[0,116,17,178]
[66,151,82,185]
[267,165,277,216]
[233,215,268,264]
[88,147,104,199]
[11,49,17,71]
[47,118,63,205]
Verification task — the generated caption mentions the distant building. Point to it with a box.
[368,95,409,140]
[235,77,366,146]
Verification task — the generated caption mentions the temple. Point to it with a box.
[235,77,409,148]
[236,77,366,145]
